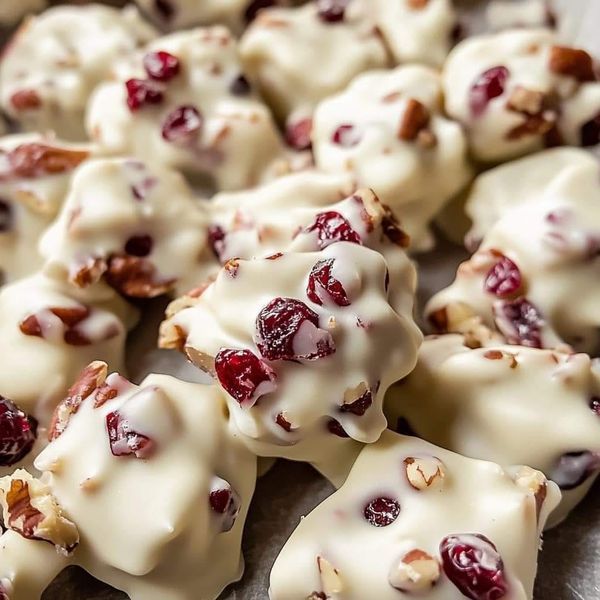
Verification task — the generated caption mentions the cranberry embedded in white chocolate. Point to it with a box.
[385,334,600,525]
[160,243,422,485]
[269,430,560,600]
[0,4,157,140]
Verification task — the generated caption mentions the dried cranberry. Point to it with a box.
[327,418,349,437]
[244,0,276,23]
[493,298,543,348]
[215,348,277,406]
[317,0,347,23]
[440,534,508,600]
[340,389,373,416]
[0,200,12,233]
[209,481,241,532]
[484,255,522,298]
[106,410,154,459]
[332,124,362,147]
[125,78,164,111]
[363,496,401,527]
[285,118,313,151]
[208,225,227,260]
[591,397,600,416]
[307,259,351,307]
[255,297,335,361]
[143,51,180,82]
[124,235,153,257]
[303,211,362,250]
[0,396,37,466]
[580,112,600,147]
[230,74,252,96]
[154,0,175,20]
[275,412,292,432]
[469,66,510,117]
[549,451,600,490]
[162,105,203,143]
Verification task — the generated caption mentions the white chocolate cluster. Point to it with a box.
[87,27,290,192]
[443,28,600,162]
[0,0,46,26]
[386,334,600,525]
[160,243,422,485]
[270,430,560,600]
[0,134,90,283]
[427,158,600,354]
[0,4,157,140]
[40,157,210,299]
[312,65,472,250]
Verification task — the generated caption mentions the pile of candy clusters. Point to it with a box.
[0,0,598,598]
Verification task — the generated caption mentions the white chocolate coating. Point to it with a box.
[0,0,45,26]
[486,0,554,31]
[0,273,136,425]
[239,2,388,125]
[0,4,157,140]
[40,157,209,299]
[35,373,257,600]
[188,172,417,314]
[443,28,600,162]
[0,134,91,284]
[160,243,422,485]
[312,65,472,250]
[86,27,289,192]
[270,430,560,600]
[427,161,600,354]
[385,334,600,525]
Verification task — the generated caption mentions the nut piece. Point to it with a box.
[548,45,595,82]
[404,456,445,491]
[398,99,431,142]
[0,470,79,555]
[506,87,544,115]
[317,556,344,596]
[512,465,548,518]
[105,255,175,298]
[388,549,441,592]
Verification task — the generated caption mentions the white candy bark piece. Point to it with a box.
[239,2,388,130]
[0,4,157,140]
[160,243,422,485]
[40,157,210,299]
[443,28,600,162]
[0,273,136,425]
[269,430,560,600]
[312,65,472,250]
[191,172,416,314]
[386,334,600,525]
[87,27,290,192]
[0,0,45,26]
[427,161,600,354]
[34,371,256,600]
[0,134,90,283]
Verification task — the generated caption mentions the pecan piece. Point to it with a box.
[404,456,445,490]
[506,86,545,115]
[105,255,175,298]
[317,556,344,596]
[10,89,41,111]
[512,465,548,520]
[407,0,429,8]
[71,257,107,288]
[548,45,595,82]
[389,549,441,592]
[6,143,89,180]
[398,99,431,142]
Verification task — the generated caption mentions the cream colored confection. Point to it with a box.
[0,134,91,284]
[443,28,600,162]
[486,0,554,30]
[427,161,600,354]
[385,334,600,525]
[0,4,157,140]
[34,370,257,600]
[86,27,289,192]
[40,157,210,299]
[312,65,472,250]
[160,243,422,485]
[0,0,46,26]
[0,272,136,426]
[269,430,560,600]
[239,2,388,131]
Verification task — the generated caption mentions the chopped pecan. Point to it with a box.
[407,0,429,8]
[105,255,175,298]
[404,456,445,490]
[548,45,595,82]
[506,87,545,115]
[159,320,188,352]
[4,143,89,180]
[512,465,548,520]
[398,99,431,141]
[71,257,107,288]
[317,556,344,596]
[506,112,556,140]
[10,89,41,111]
[389,549,441,592]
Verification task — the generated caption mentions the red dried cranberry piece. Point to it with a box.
[591,397,600,416]
[493,298,543,348]
[0,200,12,233]
[363,496,401,527]
[307,259,351,307]
[327,418,349,437]
[285,118,313,151]
[106,410,154,459]
[209,481,241,532]
[208,225,227,261]
[125,78,164,111]
[215,348,277,407]
[340,389,373,416]
[255,297,335,361]
[125,235,153,257]
[484,255,522,298]
[230,74,252,96]
[275,412,292,432]
[469,66,510,117]
[317,0,347,22]
[244,0,276,23]
[0,396,37,466]
[549,451,600,490]
[154,0,175,20]
[304,211,362,250]
[332,124,362,147]
[581,112,600,147]
[143,51,180,82]
[162,105,203,143]
[440,534,508,600]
